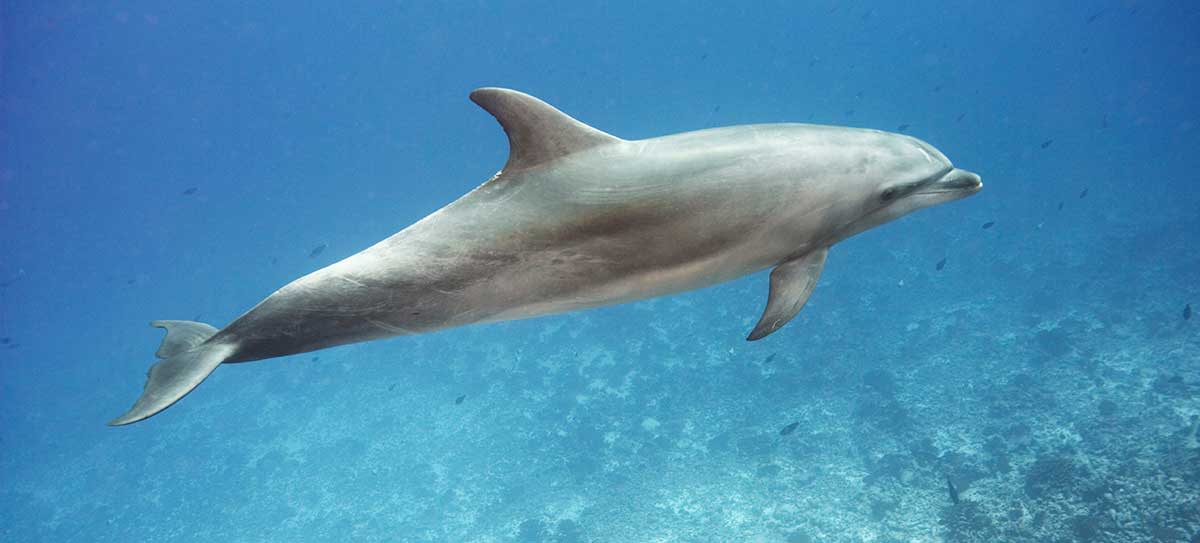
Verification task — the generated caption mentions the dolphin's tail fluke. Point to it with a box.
[108,320,235,426]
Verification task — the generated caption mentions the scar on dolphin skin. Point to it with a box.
[109,88,981,426]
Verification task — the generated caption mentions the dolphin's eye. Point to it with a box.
[880,187,899,202]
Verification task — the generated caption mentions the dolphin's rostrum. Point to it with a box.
[110,88,981,426]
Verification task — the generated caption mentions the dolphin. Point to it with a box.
[110,88,981,426]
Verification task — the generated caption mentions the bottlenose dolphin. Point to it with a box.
[110,88,981,426]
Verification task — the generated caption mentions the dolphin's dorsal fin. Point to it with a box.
[470,88,621,174]
[747,248,829,341]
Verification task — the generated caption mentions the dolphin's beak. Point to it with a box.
[930,168,983,195]
[904,168,982,209]
[910,168,982,203]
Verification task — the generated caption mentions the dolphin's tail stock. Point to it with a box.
[108,320,235,426]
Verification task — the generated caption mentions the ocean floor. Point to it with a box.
[2,217,1198,543]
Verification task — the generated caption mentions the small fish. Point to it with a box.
[712,105,721,113]
[309,243,327,258]
[311,356,319,362]
[0,337,9,344]
[1078,188,1088,199]
[1185,304,1192,321]
[936,257,946,271]
[897,123,910,132]
[1040,140,1053,149]
[388,383,397,392]
[182,187,198,195]
[1057,201,1064,211]
[1086,11,1102,23]
[455,394,466,405]
[779,422,799,436]
[981,221,995,230]
[946,475,960,504]
[956,112,965,122]
[933,85,943,93]
[764,353,777,363]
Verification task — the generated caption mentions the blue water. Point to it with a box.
[3,2,1199,541]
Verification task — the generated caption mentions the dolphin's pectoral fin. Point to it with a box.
[469,88,622,174]
[150,320,219,359]
[747,248,829,341]
[109,339,236,426]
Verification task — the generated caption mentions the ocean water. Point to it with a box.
[2,2,1199,542]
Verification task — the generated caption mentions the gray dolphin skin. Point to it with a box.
[110,88,982,426]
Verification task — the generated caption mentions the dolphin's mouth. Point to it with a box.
[917,168,983,196]
[825,167,981,247]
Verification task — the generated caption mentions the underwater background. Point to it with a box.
[3,1,1199,542]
